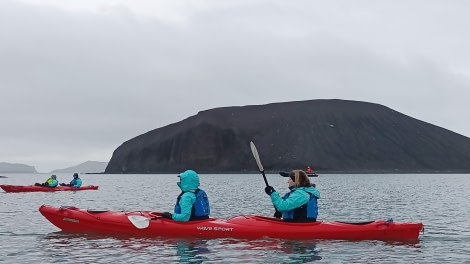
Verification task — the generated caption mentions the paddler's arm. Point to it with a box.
[270,191,309,212]
[171,192,196,222]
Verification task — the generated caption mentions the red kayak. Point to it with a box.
[0,184,99,193]
[39,205,423,240]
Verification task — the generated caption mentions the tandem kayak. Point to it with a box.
[0,184,99,193]
[39,205,423,241]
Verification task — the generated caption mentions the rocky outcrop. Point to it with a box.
[105,99,470,173]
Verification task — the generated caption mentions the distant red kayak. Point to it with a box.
[0,184,98,193]
[39,205,423,241]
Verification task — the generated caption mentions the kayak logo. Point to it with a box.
[196,226,234,232]
[63,217,79,223]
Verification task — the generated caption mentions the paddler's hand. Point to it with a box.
[273,211,282,218]
[264,186,275,195]
[161,212,172,219]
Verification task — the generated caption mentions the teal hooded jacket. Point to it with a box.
[171,170,200,222]
[70,177,82,188]
[270,186,320,212]
[46,176,58,187]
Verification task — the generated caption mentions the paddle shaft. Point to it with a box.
[260,170,269,187]
[250,141,281,216]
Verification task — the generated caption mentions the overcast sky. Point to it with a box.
[1,0,470,173]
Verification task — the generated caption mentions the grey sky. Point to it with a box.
[1,0,469,173]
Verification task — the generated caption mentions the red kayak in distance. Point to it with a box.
[39,205,423,241]
[0,184,99,193]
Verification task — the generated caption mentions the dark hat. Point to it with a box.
[73,173,79,178]
[279,171,295,181]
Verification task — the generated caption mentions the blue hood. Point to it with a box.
[298,186,320,199]
[177,170,200,192]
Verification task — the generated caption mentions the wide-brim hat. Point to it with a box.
[279,170,316,187]
[279,171,294,178]
[279,171,296,181]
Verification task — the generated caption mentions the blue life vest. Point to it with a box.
[174,189,210,220]
[282,190,318,222]
[70,178,82,187]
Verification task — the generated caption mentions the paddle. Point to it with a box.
[250,141,281,217]
[250,141,270,186]
[128,215,161,229]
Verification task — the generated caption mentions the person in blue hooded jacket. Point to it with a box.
[70,173,82,187]
[265,170,320,222]
[161,170,211,222]
[61,173,82,187]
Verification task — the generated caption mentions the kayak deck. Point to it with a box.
[39,205,423,241]
[1,184,99,193]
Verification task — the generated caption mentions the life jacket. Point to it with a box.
[70,178,82,187]
[174,189,210,220]
[46,178,58,187]
[282,190,318,222]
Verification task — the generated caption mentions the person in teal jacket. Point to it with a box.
[161,170,211,222]
[265,170,320,222]
[61,173,82,187]
[69,173,82,187]
[35,175,58,187]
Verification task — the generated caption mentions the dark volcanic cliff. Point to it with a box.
[105,100,470,173]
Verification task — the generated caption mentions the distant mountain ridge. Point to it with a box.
[0,162,37,173]
[51,161,108,173]
[105,99,470,174]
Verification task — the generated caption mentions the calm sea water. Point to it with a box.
[1,173,469,263]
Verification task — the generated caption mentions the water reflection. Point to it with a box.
[41,232,425,263]
[280,240,323,262]
[274,240,323,263]
[38,232,427,263]
[41,232,325,263]
[215,238,322,263]
[42,233,210,263]
[175,239,210,263]
[383,239,422,249]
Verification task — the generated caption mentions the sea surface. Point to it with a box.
[1,173,469,263]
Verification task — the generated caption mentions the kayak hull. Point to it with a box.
[1,184,99,193]
[39,205,423,240]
